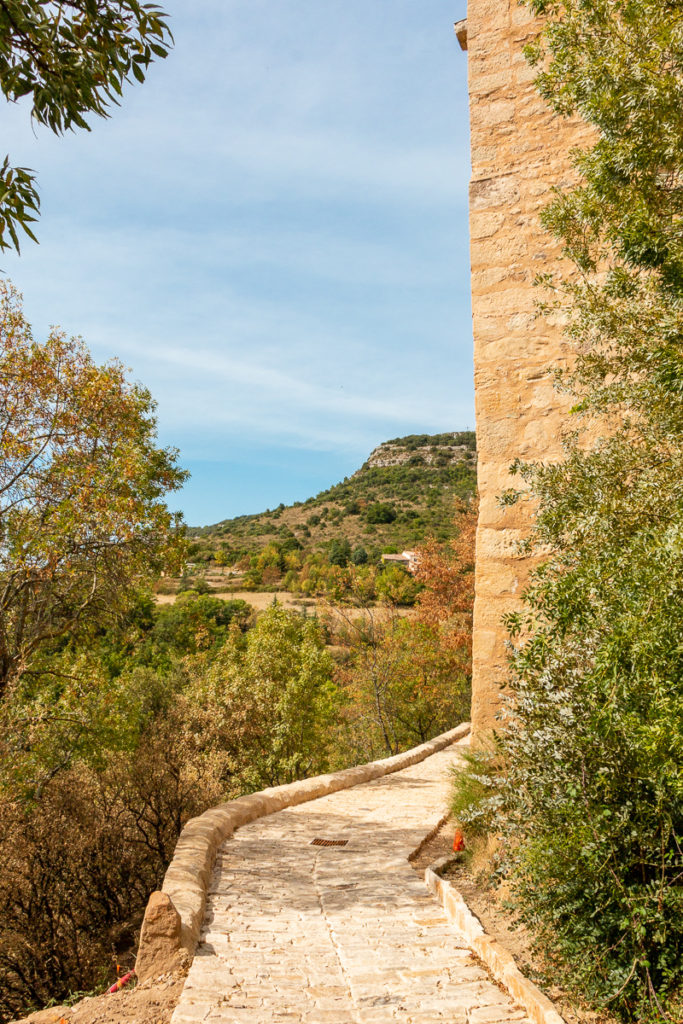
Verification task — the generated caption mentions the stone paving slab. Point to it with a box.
[171,744,530,1024]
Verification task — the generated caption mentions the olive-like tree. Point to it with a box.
[0,0,171,252]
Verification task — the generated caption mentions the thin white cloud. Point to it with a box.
[0,0,474,517]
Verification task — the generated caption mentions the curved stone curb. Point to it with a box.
[425,857,566,1024]
[137,723,470,976]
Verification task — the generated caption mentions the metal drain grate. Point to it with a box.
[310,837,349,847]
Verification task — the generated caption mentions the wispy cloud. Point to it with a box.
[1,0,473,520]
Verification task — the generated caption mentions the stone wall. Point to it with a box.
[464,1,589,734]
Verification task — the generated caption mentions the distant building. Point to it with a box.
[381,550,420,574]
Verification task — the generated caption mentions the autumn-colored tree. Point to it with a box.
[414,498,477,663]
[335,610,471,762]
[331,501,477,761]
[0,281,186,697]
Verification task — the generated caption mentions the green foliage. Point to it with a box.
[0,155,39,253]
[178,574,210,593]
[449,746,502,840]
[0,282,186,699]
[197,605,339,790]
[186,432,477,589]
[487,4,683,1018]
[148,594,251,656]
[374,564,421,606]
[384,431,476,451]
[0,1,171,252]
[93,592,251,679]
[327,537,351,567]
[0,651,153,795]
[351,545,368,565]
[365,502,396,524]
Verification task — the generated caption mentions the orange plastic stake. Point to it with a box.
[452,828,465,852]
[107,970,136,994]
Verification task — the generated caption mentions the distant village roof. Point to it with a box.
[381,550,420,574]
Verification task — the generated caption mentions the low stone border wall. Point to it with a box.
[425,857,566,1024]
[136,723,470,981]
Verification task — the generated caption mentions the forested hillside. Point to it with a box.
[184,432,476,583]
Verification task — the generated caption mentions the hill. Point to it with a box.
[185,432,476,581]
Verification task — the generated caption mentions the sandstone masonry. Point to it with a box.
[465,2,588,734]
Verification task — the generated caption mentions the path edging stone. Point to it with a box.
[136,723,470,977]
[425,858,566,1024]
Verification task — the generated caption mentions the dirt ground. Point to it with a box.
[412,821,620,1024]
[15,969,186,1024]
[154,590,416,624]
[154,588,310,609]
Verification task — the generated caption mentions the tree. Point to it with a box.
[0,281,186,697]
[415,500,476,653]
[198,605,339,790]
[351,545,368,565]
[328,537,351,567]
[0,0,172,252]
[337,613,470,762]
[365,502,396,524]
[374,563,420,606]
[483,4,683,1018]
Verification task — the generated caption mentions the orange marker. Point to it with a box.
[107,970,135,994]
[452,828,465,852]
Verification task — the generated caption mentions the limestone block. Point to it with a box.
[473,935,517,978]
[470,212,506,240]
[135,891,184,983]
[502,968,566,1024]
[470,175,520,210]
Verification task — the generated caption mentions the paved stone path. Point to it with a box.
[172,743,530,1024]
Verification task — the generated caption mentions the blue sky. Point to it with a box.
[2,1,472,526]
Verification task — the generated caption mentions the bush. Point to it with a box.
[498,538,683,1018]
[178,574,210,594]
[351,546,368,565]
[375,564,420,606]
[365,502,396,524]
[481,3,683,1017]
[328,538,351,567]
[0,696,231,1022]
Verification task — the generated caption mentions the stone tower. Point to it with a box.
[460,2,587,735]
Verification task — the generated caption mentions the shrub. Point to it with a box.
[365,502,396,524]
[0,697,230,1023]
[328,538,352,568]
[482,3,683,1018]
